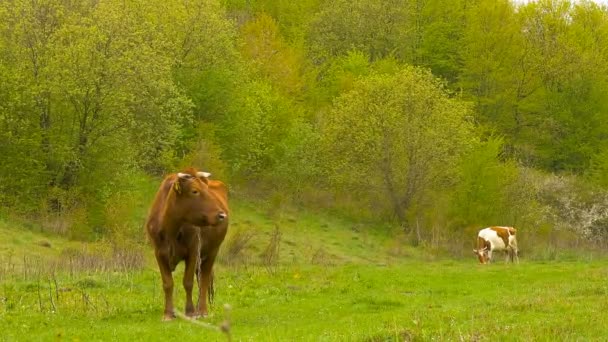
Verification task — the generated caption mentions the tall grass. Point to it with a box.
[2,258,608,341]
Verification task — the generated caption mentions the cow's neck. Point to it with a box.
[158,188,183,237]
[160,206,184,241]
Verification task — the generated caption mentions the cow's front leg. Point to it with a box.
[155,252,176,321]
[183,253,199,318]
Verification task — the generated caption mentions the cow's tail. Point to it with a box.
[208,270,215,304]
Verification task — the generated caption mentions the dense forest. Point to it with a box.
[2,0,608,254]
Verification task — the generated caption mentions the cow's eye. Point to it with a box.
[192,190,199,195]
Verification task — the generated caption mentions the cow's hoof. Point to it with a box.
[186,311,201,320]
[162,313,176,321]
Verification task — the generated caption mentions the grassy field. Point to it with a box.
[1,202,608,341]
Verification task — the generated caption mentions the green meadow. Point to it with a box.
[2,203,607,341]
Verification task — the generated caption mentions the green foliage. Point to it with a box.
[308,0,410,63]
[180,122,229,181]
[169,0,242,121]
[321,65,475,223]
[450,137,522,227]
[460,0,608,172]
[240,13,305,96]
[315,50,371,103]
[587,149,608,189]
[268,117,320,195]
[517,0,608,172]
[413,0,468,82]
[224,0,321,45]
[0,1,230,237]
[2,0,608,252]
[219,80,311,181]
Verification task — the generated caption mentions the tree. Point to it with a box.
[218,80,306,178]
[224,0,321,45]
[459,0,608,173]
[412,0,468,83]
[240,13,305,96]
[0,0,194,226]
[307,0,410,63]
[321,65,475,225]
[514,0,608,172]
[166,0,241,122]
[450,137,522,227]
[458,0,545,165]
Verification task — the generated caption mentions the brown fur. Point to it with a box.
[145,167,229,320]
[490,226,516,247]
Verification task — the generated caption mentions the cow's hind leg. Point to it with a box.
[504,250,510,263]
[513,249,519,264]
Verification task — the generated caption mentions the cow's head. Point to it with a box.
[473,247,489,264]
[169,169,227,227]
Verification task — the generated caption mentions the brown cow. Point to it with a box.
[145,167,229,320]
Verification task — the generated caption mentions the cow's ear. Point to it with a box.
[472,249,478,254]
[173,180,182,195]
[174,173,192,194]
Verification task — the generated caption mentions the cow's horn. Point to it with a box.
[197,171,211,178]
[177,173,191,179]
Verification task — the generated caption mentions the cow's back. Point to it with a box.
[480,226,518,250]
[478,227,508,251]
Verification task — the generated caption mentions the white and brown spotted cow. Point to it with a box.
[473,226,519,264]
